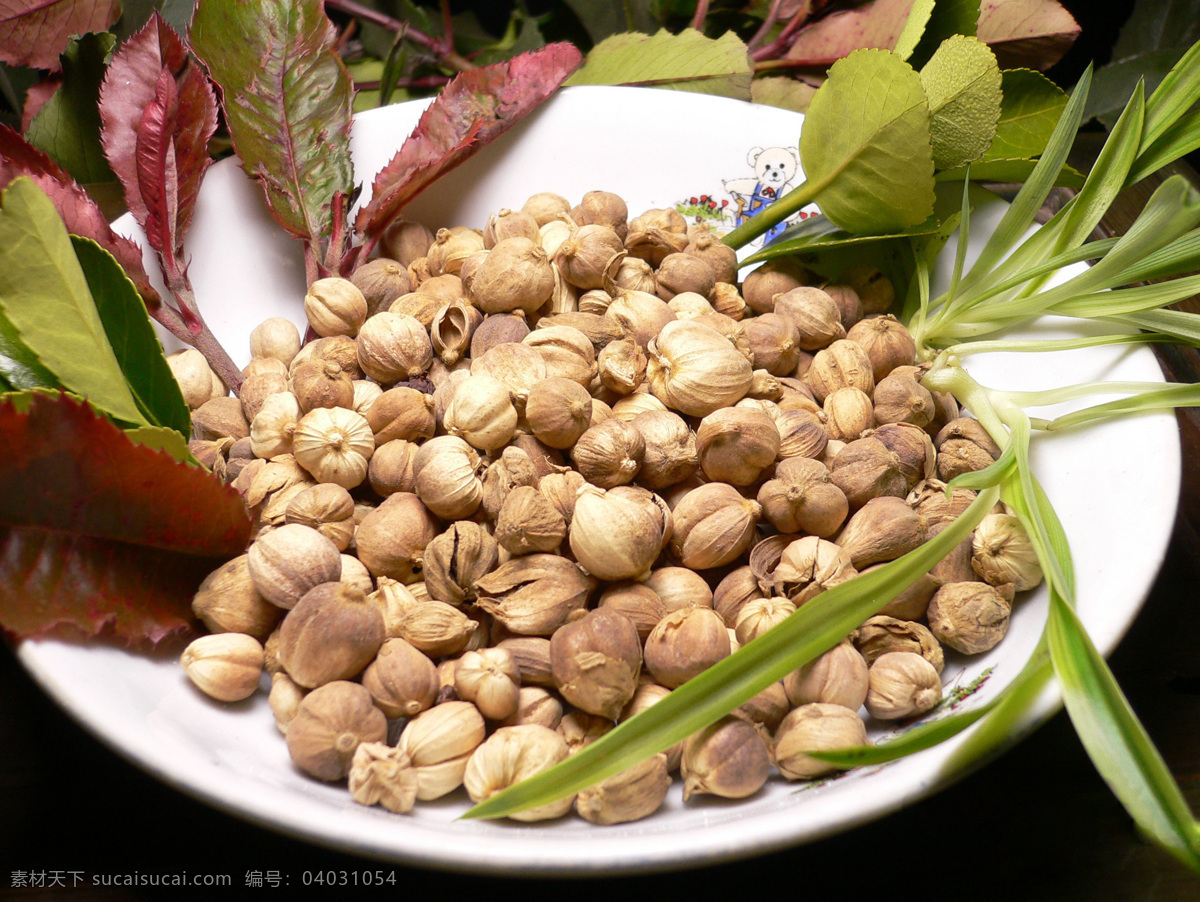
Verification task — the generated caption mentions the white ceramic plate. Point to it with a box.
[16,86,1179,875]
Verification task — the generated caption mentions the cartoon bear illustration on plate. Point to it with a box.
[722,146,800,244]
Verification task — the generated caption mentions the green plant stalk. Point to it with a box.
[722,178,821,249]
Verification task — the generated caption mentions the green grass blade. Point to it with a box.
[1139,38,1200,154]
[1042,383,1200,431]
[1128,107,1200,187]
[952,66,1090,295]
[1047,589,1200,872]
[1114,309,1200,343]
[463,486,1001,820]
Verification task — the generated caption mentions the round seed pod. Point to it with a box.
[368,439,419,497]
[292,407,375,489]
[928,580,1015,654]
[829,436,910,508]
[774,286,846,350]
[192,554,285,640]
[454,647,522,721]
[250,317,303,367]
[695,407,780,486]
[597,583,668,642]
[771,536,858,604]
[865,651,942,720]
[805,339,875,403]
[356,311,433,384]
[522,191,572,226]
[655,252,715,301]
[524,325,597,386]
[354,492,440,583]
[757,456,848,538]
[555,223,626,289]
[642,565,712,614]
[286,681,387,781]
[494,486,568,556]
[630,410,698,490]
[625,207,690,267]
[681,716,771,801]
[972,512,1043,590]
[352,258,412,316]
[525,377,593,449]
[670,482,761,570]
[550,607,642,719]
[605,289,677,350]
[742,257,810,314]
[571,190,629,239]
[841,263,896,315]
[277,582,385,688]
[427,226,485,276]
[570,485,664,582]
[247,523,342,610]
[443,372,518,451]
[684,226,739,285]
[572,418,645,489]
[364,386,436,445]
[643,607,731,688]
[381,220,435,266]
[181,633,265,702]
[463,725,573,821]
[854,615,945,674]
[412,435,483,520]
[783,640,869,710]
[464,237,556,316]
[744,312,802,376]
[575,753,671,826]
[846,314,916,381]
[835,495,928,568]
[471,342,546,415]
[305,277,368,338]
[873,371,935,428]
[646,319,753,417]
[773,703,868,781]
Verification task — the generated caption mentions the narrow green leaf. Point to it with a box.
[741,213,940,265]
[1140,33,1200,151]
[807,697,996,767]
[954,65,1091,294]
[1048,590,1200,871]
[984,69,1068,161]
[464,486,1001,819]
[799,49,936,234]
[565,29,752,99]
[935,157,1084,188]
[920,35,1003,170]
[0,179,145,427]
[25,33,117,186]
[1042,383,1200,431]
[1127,106,1200,186]
[1116,308,1200,343]
[71,237,191,438]
[893,0,936,61]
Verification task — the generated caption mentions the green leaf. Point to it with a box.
[464,485,1000,820]
[743,212,940,266]
[566,28,752,99]
[190,0,355,245]
[893,0,936,61]
[909,0,980,67]
[750,76,818,113]
[1116,308,1200,343]
[0,178,145,427]
[799,48,935,233]
[25,33,117,186]
[936,157,1084,188]
[1048,590,1200,871]
[919,35,1003,170]
[124,424,194,463]
[985,69,1067,161]
[71,237,191,438]
[0,307,57,391]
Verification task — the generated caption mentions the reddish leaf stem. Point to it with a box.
[690,0,710,32]
[323,0,476,72]
[354,75,453,91]
[158,275,244,394]
[747,0,784,54]
[750,3,812,61]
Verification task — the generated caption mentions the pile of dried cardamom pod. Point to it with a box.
[171,189,1043,825]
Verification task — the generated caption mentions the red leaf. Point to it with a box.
[0,124,163,307]
[784,0,917,66]
[21,74,61,131]
[0,394,252,642]
[98,13,218,274]
[354,43,583,244]
[189,0,354,247]
[0,0,121,71]
[977,0,1080,71]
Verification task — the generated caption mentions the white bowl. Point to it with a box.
[16,85,1179,874]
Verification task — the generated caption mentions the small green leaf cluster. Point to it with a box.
[0,177,191,457]
[725,31,1069,258]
